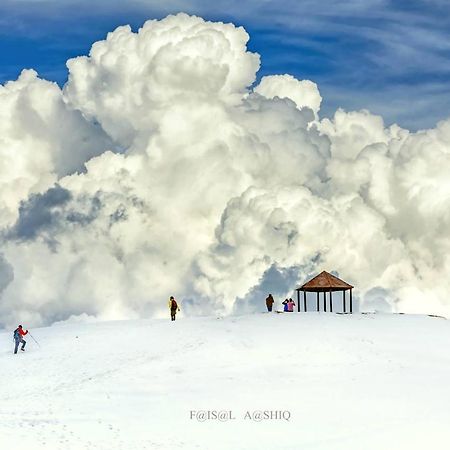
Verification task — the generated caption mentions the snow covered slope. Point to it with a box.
[1,313,450,450]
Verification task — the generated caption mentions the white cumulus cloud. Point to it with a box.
[1,13,450,328]
[254,74,322,116]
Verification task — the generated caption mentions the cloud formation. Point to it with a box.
[2,1,450,130]
[1,13,450,328]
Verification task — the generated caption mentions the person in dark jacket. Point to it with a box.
[13,325,28,354]
[168,296,180,321]
[282,299,289,312]
[265,294,274,312]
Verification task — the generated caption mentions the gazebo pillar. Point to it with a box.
[323,292,327,312]
[350,288,353,313]
[330,290,333,312]
[303,291,307,312]
[316,292,319,311]
[297,289,300,312]
[343,290,346,313]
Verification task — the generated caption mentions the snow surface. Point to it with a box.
[1,312,450,449]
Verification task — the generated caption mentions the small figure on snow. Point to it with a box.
[282,299,289,312]
[168,296,180,321]
[287,298,296,312]
[13,325,28,354]
[265,294,274,312]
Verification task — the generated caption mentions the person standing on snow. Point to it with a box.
[282,299,289,312]
[168,296,180,321]
[13,325,28,354]
[287,298,296,312]
[265,294,274,312]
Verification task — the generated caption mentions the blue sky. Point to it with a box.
[1,0,449,130]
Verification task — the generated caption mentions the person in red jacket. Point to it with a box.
[13,325,28,354]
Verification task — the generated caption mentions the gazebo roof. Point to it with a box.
[297,271,353,292]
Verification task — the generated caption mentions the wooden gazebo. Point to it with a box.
[296,271,354,313]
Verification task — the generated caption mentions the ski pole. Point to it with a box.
[28,332,41,348]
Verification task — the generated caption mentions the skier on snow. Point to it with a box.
[13,325,28,354]
[282,299,289,312]
[168,296,180,321]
